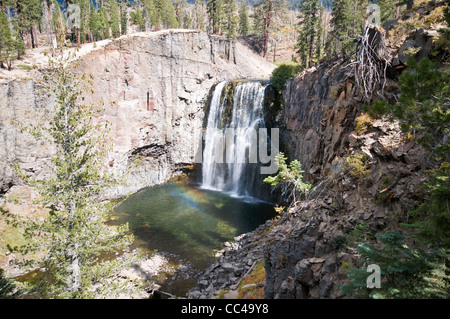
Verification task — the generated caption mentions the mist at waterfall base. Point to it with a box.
[111,81,276,295]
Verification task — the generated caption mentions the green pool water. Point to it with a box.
[111,182,275,271]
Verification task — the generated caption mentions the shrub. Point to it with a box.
[354,113,375,136]
[341,230,450,299]
[344,153,371,179]
[263,152,312,204]
[270,62,302,92]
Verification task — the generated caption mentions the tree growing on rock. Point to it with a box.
[263,152,312,206]
[2,54,144,298]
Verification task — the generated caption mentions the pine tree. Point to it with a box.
[330,0,354,56]
[130,6,146,31]
[15,0,42,49]
[120,0,128,35]
[223,0,238,39]
[193,0,207,31]
[108,0,120,38]
[0,8,12,56]
[154,0,179,29]
[73,0,92,47]
[341,230,450,298]
[296,0,324,68]
[3,54,144,298]
[378,0,396,23]
[263,152,312,204]
[173,0,187,28]
[238,0,249,35]
[0,9,24,70]
[142,0,158,29]
[207,0,224,34]
[89,6,110,40]
[253,0,287,59]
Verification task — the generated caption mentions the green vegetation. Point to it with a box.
[330,0,362,56]
[263,152,312,204]
[0,267,20,299]
[237,259,265,299]
[341,230,449,299]
[296,0,323,69]
[365,56,450,150]
[2,54,144,298]
[239,0,250,36]
[346,222,374,244]
[343,7,450,299]
[344,153,371,180]
[269,61,301,92]
[354,113,374,136]
[0,9,25,70]
[253,0,289,59]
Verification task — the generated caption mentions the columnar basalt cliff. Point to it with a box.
[0,30,275,196]
[188,19,439,298]
[188,56,428,298]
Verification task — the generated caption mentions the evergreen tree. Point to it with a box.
[263,152,312,204]
[173,0,187,28]
[296,0,324,68]
[120,0,128,35]
[193,0,207,31]
[154,0,179,29]
[130,6,146,31]
[253,0,287,59]
[142,0,158,29]
[207,0,224,34]
[0,8,12,63]
[238,0,249,35]
[377,0,396,23]
[223,0,238,39]
[341,230,449,298]
[330,0,354,56]
[89,6,110,40]
[0,9,24,70]
[108,0,121,38]
[3,54,144,298]
[15,0,42,49]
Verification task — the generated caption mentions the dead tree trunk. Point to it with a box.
[353,26,389,102]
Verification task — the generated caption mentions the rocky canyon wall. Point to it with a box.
[0,30,275,196]
[188,25,436,298]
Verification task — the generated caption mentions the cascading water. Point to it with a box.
[201,80,271,198]
[110,80,277,296]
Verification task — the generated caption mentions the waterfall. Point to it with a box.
[201,80,270,198]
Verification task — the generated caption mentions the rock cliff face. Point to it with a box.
[188,20,437,297]
[264,60,429,297]
[0,30,275,196]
